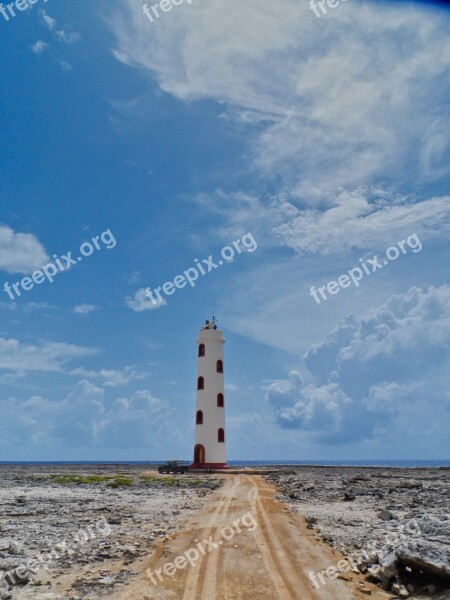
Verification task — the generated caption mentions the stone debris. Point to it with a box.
[0,464,221,599]
[266,466,450,599]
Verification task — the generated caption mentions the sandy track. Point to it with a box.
[184,477,241,600]
[110,475,392,600]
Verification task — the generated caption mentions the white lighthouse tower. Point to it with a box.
[190,318,228,469]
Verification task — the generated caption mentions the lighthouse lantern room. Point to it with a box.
[191,318,228,469]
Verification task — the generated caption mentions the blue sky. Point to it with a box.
[0,0,449,461]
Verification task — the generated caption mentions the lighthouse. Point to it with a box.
[191,318,228,469]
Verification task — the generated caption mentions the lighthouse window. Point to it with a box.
[218,428,225,443]
[216,360,223,373]
[217,393,224,407]
[197,376,204,390]
[198,344,205,357]
[196,410,203,425]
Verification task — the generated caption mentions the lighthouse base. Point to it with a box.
[189,463,229,470]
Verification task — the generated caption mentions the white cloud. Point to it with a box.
[70,366,148,387]
[55,30,82,44]
[110,0,450,196]
[108,0,450,262]
[0,338,98,373]
[0,302,56,313]
[31,40,49,55]
[127,270,140,284]
[37,10,82,49]
[125,288,166,312]
[267,373,350,438]
[266,285,450,445]
[74,304,98,315]
[0,225,48,274]
[190,185,450,258]
[274,191,450,255]
[0,383,173,451]
[96,389,174,449]
[190,190,279,246]
[39,10,56,30]
[60,61,73,72]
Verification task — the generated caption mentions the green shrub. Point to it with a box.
[107,477,134,488]
[51,474,134,487]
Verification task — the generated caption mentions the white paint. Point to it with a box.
[193,320,227,466]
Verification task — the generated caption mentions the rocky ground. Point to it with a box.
[0,464,221,600]
[266,466,450,600]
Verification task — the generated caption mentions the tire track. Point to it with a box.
[200,535,222,599]
[182,477,240,600]
[222,552,230,600]
[247,484,295,600]
[200,478,243,600]
[108,475,391,600]
[249,477,314,599]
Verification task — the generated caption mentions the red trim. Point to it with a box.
[189,463,229,470]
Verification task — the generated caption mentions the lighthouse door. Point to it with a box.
[194,444,205,465]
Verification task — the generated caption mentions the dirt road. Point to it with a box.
[112,475,392,600]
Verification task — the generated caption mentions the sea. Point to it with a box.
[0,460,449,468]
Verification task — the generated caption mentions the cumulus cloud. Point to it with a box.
[39,9,81,43]
[266,373,353,442]
[74,304,98,315]
[0,381,105,449]
[125,288,166,312]
[0,225,48,274]
[96,390,172,449]
[0,382,173,451]
[0,338,98,373]
[69,366,148,387]
[60,61,73,72]
[0,302,56,313]
[55,30,82,44]
[39,10,56,30]
[266,285,450,443]
[31,40,49,55]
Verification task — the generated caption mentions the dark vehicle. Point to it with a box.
[157,460,190,474]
